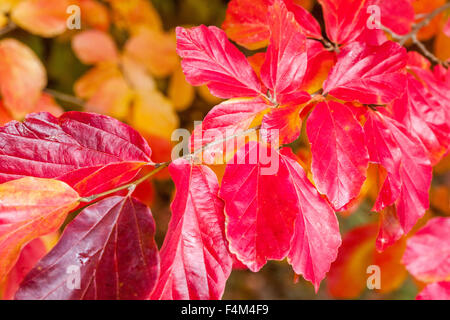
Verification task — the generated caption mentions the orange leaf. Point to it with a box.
[72,30,119,65]
[79,0,110,31]
[130,90,179,140]
[0,100,13,126]
[124,28,178,78]
[0,177,79,281]
[0,39,46,119]
[327,224,407,298]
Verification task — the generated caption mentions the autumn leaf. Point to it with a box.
[364,111,432,251]
[15,196,159,300]
[402,217,450,283]
[391,74,450,165]
[220,142,299,272]
[416,281,450,300]
[11,0,69,37]
[323,41,408,105]
[260,0,308,100]
[176,25,262,99]
[318,0,368,45]
[0,39,47,119]
[327,224,407,299]
[0,238,48,300]
[0,112,152,183]
[72,30,119,65]
[0,177,79,281]
[307,101,369,210]
[190,97,270,164]
[282,149,341,291]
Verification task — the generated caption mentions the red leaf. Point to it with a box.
[319,0,368,45]
[261,102,303,145]
[323,41,407,105]
[260,0,308,100]
[151,159,232,300]
[0,177,79,280]
[391,74,450,165]
[15,196,159,300]
[306,101,369,210]
[220,142,300,272]
[176,25,261,99]
[58,161,146,197]
[416,281,450,300]
[0,238,47,300]
[0,112,152,183]
[282,150,341,291]
[364,112,432,251]
[283,0,322,40]
[402,217,450,283]
[444,18,450,38]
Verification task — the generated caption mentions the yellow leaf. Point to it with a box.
[169,64,195,111]
[131,90,179,140]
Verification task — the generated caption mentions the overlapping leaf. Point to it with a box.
[307,101,369,210]
[323,41,407,105]
[0,39,47,119]
[318,0,368,45]
[364,111,432,250]
[260,0,308,100]
[190,97,270,163]
[283,149,341,291]
[0,112,152,183]
[222,0,321,50]
[151,159,232,300]
[176,25,262,99]
[16,196,159,300]
[391,74,450,165]
[416,281,450,300]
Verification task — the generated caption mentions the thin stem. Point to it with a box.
[44,89,86,107]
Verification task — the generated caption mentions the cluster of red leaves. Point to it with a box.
[0,0,449,300]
